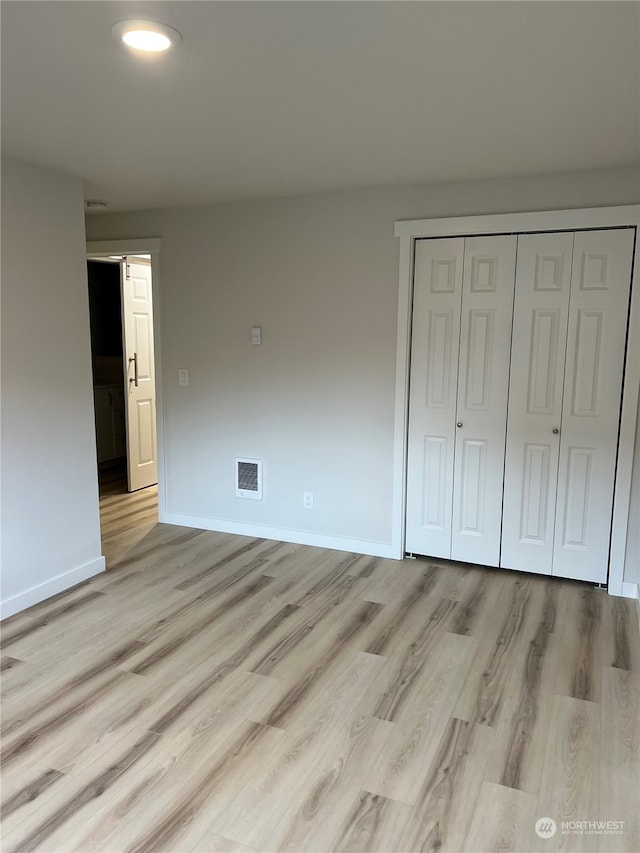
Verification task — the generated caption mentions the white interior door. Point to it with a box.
[501,232,574,574]
[405,238,464,558]
[451,235,516,566]
[122,256,157,492]
[552,229,634,583]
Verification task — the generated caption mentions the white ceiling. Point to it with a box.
[2,1,639,212]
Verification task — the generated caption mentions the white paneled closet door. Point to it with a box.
[553,229,634,583]
[501,233,574,575]
[451,235,516,566]
[405,238,464,558]
[501,228,634,583]
[406,235,516,563]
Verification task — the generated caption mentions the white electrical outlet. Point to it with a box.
[178,369,189,386]
[303,491,314,509]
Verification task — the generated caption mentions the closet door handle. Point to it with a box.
[456,422,463,428]
[552,427,560,435]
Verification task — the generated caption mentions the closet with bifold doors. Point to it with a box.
[405,226,635,584]
[406,234,517,567]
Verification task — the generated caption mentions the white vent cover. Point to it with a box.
[235,458,263,500]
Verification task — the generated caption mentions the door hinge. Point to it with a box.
[125,258,131,280]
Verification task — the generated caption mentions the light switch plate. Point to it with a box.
[178,369,189,386]
[251,326,262,345]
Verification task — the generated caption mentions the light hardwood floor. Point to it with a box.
[1,486,638,853]
[97,464,158,569]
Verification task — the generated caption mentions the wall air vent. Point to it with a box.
[235,458,263,500]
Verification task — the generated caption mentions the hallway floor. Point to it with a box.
[98,462,158,568]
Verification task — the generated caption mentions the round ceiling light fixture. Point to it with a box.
[111,20,182,52]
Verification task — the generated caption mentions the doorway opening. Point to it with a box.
[87,254,159,566]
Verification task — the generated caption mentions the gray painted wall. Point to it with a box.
[86,167,640,581]
[1,157,103,617]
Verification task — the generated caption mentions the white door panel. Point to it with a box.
[501,232,574,574]
[406,238,464,557]
[133,313,153,378]
[552,229,634,582]
[518,442,553,542]
[451,235,516,566]
[122,257,157,492]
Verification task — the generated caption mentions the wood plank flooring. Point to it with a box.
[1,492,638,852]
[97,464,158,568]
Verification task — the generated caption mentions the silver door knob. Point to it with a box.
[456,422,463,428]
[552,427,559,435]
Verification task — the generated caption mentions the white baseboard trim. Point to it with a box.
[0,556,106,620]
[621,581,639,600]
[159,511,400,560]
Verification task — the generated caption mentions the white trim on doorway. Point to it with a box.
[85,238,166,521]
[392,205,640,597]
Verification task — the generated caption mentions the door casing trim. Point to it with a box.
[86,238,165,520]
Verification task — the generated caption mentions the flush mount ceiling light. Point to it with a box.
[111,20,182,52]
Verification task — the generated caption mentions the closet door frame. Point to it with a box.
[392,205,639,598]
